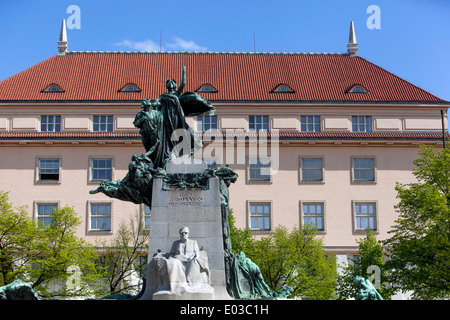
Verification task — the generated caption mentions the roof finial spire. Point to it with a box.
[57,19,68,55]
[347,21,358,56]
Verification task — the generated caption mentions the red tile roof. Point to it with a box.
[0,52,446,103]
[0,131,447,142]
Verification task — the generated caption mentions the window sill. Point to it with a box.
[299,180,325,185]
[353,229,379,235]
[88,179,111,185]
[250,229,272,235]
[246,179,272,185]
[351,180,377,185]
[87,230,113,235]
[35,180,61,185]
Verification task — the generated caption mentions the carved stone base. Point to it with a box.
[140,161,233,300]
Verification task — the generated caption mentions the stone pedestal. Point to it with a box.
[140,161,232,300]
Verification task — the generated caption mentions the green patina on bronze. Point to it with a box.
[90,67,291,300]
[353,275,383,300]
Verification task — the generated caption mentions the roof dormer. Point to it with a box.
[270,84,295,93]
[195,84,218,93]
[118,83,141,93]
[41,84,65,93]
[347,84,369,94]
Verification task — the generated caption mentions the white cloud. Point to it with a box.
[114,39,160,52]
[114,36,207,52]
[166,36,207,52]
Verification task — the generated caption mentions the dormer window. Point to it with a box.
[119,83,141,93]
[347,85,369,94]
[42,84,64,93]
[271,84,294,93]
[195,84,218,93]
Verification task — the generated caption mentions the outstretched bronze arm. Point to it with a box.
[176,66,186,96]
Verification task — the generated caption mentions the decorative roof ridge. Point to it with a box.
[65,51,350,56]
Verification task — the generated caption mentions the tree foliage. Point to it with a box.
[95,212,149,296]
[336,230,394,300]
[0,191,102,299]
[0,191,35,285]
[228,211,336,299]
[228,209,253,254]
[384,145,450,299]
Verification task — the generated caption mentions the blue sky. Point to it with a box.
[0,0,449,104]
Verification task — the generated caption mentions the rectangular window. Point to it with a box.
[93,115,113,132]
[302,203,324,231]
[301,116,321,132]
[249,115,269,131]
[41,115,61,132]
[38,159,60,181]
[90,203,111,231]
[248,157,271,182]
[92,159,112,181]
[197,115,217,132]
[249,202,271,231]
[144,205,151,230]
[352,157,376,183]
[354,202,377,231]
[300,157,323,182]
[37,203,58,227]
[352,116,372,132]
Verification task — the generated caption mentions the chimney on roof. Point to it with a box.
[57,19,68,55]
[347,21,358,56]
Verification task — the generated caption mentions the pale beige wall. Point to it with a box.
[0,103,446,133]
[0,102,446,252]
[0,143,143,243]
[0,141,424,250]
[227,144,420,248]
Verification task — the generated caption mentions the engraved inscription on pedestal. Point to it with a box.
[168,191,204,207]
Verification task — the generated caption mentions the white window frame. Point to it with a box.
[300,115,321,132]
[88,156,115,184]
[35,156,62,184]
[249,115,269,132]
[34,201,60,227]
[352,116,372,132]
[93,115,114,132]
[88,201,113,233]
[352,201,378,233]
[299,156,324,184]
[40,115,61,132]
[300,201,326,232]
[351,156,377,184]
[247,201,272,233]
[246,155,272,184]
[197,115,218,132]
[143,205,151,231]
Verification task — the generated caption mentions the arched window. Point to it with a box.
[119,83,141,92]
[42,84,64,93]
[271,84,294,93]
[195,84,218,93]
[347,85,369,94]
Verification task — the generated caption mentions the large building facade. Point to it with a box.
[0,22,448,286]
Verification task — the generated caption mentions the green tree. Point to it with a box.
[336,230,394,300]
[228,209,253,254]
[384,145,450,299]
[28,206,102,298]
[229,214,336,300]
[95,212,149,296]
[0,191,36,285]
[0,191,102,299]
